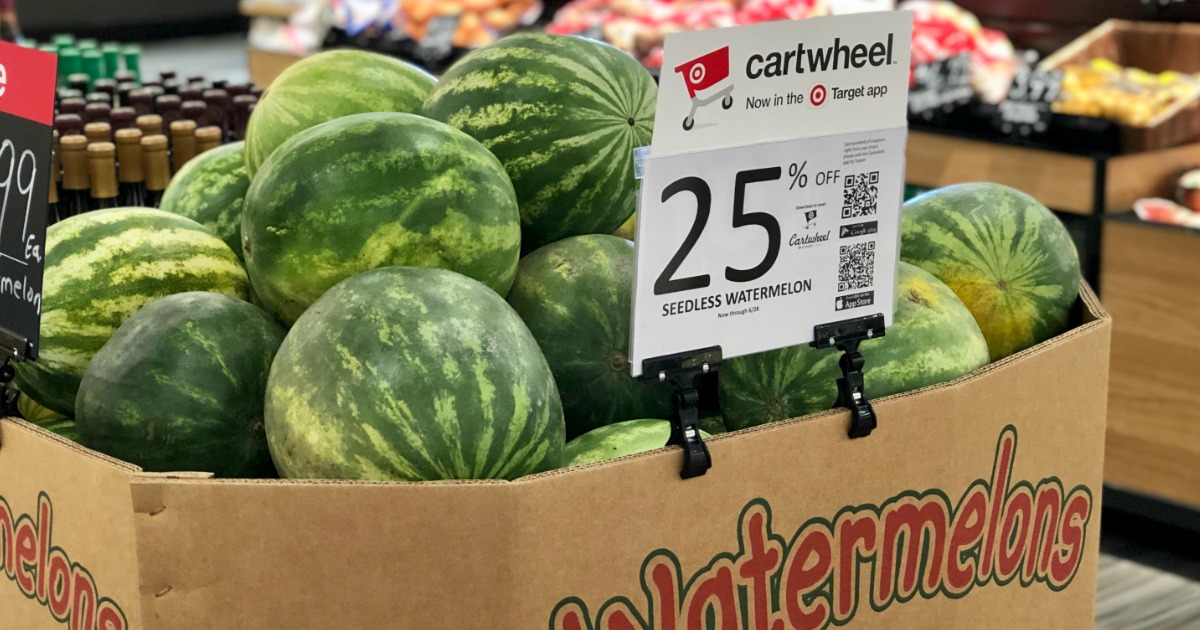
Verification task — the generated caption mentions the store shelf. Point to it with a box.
[239,0,301,19]
[1102,214,1200,512]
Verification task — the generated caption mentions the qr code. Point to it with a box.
[841,171,880,219]
[838,242,875,292]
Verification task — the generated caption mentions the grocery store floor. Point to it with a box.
[140,32,1200,630]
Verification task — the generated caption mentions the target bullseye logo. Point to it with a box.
[689,63,706,84]
[810,84,827,106]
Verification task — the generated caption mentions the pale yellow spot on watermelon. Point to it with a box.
[269,384,351,477]
[940,272,1036,362]
[335,344,365,380]
[32,346,92,374]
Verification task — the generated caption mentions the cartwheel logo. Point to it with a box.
[1,492,128,630]
[549,426,1093,630]
[675,47,735,131]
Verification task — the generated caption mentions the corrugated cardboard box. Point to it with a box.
[0,286,1110,629]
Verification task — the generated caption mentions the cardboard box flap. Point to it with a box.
[128,477,522,628]
[0,418,144,629]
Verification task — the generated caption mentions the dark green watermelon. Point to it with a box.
[506,235,669,439]
[75,292,286,477]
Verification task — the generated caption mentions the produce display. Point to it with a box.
[545,0,828,69]
[160,141,252,262]
[8,31,1084,485]
[719,261,989,428]
[243,49,435,176]
[396,0,541,48]
[1053,58,1200,126]
[901,0,1017,105]
[242,111,522,325]
[424,33,656,253]
[564,419,708,467]
[900,183,1080,362]
[13,208,249,417]
[264,267,564,481]
[506,234,670,439]
[76,293,285,478]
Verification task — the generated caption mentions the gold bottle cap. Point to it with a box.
[87,142,119,199]
[115,128,145,183]
[60,135,91,191]
[136,114,164,137]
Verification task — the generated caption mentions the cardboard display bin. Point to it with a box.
[1,286,1110,629]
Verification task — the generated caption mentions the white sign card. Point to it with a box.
[629,11,913,376]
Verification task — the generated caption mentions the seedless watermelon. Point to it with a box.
[564,419,709,467]
[424,33,656,253]
[265,267,564,482]
[901,183,1080,361]
[160,141,250,262]
[719,262,989,429]
[242,112,521,325]
[76,293,285,477]
[14,208,249,416]
[244,49,435,176]
[506,235,669,438]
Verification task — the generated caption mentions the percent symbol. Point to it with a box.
[788,161,808,189]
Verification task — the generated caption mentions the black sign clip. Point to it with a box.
[1,355,19,418]
[640,346,722,479]
[812,314,886,439]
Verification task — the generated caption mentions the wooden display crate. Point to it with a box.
[1101,216,1200,511]
[247,47,305,87]
[1041,20,1200,152]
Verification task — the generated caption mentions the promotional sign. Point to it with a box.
[0,41,56,361]
[907,52,972,119]
[630,12,912,375]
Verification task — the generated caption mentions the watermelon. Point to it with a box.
[265,267,564,481]
[75,293,284,477]
[160,141,250,262]
[424,33,656,253]
[901,183,1080,361]
[14,208,249,416]
[719,262,989,429]
[563,419,710,467]
[34,418,78,441]
[506,235,669,439]
[243,49,435,176]
[613,212,636,241]
[17,391,67,424]
[242,112,522,325]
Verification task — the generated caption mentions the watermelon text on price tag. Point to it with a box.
[629,11,912,376]
[0,41,57,361]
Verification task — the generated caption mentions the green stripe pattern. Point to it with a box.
[241,112,521,326]
[265,267,564,481]
[506,235,669,439]
[564,419,706,467]
[75,293,285,477]
[244,49,435,176]
[14,208,249,416]
[17,391,68,424]
[719,262,990,429]
[160,141,251,263]
[424,33,657,253]
[900,183,1080,361]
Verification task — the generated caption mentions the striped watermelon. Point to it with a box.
[160,141,250,262]
[33,418,78,441]
[424,33,656,253]
[563,419,709,467]
[506,235,669,438]
[265,267,564,481]
[13,208,248,417]
[242,112,521,326]
[719,262,989,429]
[613,212,637,241]
[76,292,285,477]
[17,391,67,423]
[244,49,435,176]
[901,183,1080,361]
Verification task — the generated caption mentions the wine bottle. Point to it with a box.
[87,142,120,210]
[92,79,116,99]
[232,95,257,141]
[202,89,231,138]
[160,69,177,81]
[56,88,83,102]
[170,120,198,172]
[128,89,154,116]
[54,113,84,138]
[59,97,86,115]
[84,121,111,145]
[48,131,61,224]
[84,92,111,105]
[83,102,111,125]
[181,100,207,123]
[136,114,163,137]
[142,135,170,207]
[59,49,82,82]
[115,128,146,207]
[113,70,137,85]
[111,107,136,131]
[195,126,222,155]
[81,50,103,88]
[155,94,182,130]
[179,86,203,103]
[116,82,138,108]
[59,135,91,219]
[102,44,121,80]
[122,45,141,82]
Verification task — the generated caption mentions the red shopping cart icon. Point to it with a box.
[674,46,735,131]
